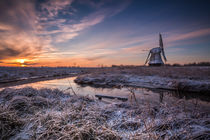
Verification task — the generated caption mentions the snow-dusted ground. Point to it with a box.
[0,67,92,83]
[75,73,210,93]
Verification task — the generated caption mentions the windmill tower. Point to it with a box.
[145,34,167,66]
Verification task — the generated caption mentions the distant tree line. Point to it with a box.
[111,62,210,67]
[166,62,210,67]
[183,62,210,66]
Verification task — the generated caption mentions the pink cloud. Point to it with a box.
[0,23,13,31]
[121,28,210,54]
[85,27,210,55]
[55,32,79,43]
[166,28,210,45]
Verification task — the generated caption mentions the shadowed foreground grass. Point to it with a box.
[0,87,209,140]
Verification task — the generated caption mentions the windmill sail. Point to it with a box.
[159,33,167,62]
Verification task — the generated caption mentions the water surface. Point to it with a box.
[1,76,209,109]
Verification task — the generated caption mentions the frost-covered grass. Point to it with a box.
[75,73,210,93]
[0,67,93,83]
[1,66,209,83]
[0,87,209,140]
[91,66,210,80]
[75,66,210,93]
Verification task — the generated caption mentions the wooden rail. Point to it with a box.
[95,94,128,101]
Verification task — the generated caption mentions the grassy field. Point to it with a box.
[0,87,209,140]
[96,66,210,80]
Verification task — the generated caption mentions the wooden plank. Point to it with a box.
[95,94,128,101]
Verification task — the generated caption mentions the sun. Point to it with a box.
[16,59,26,64]
[16,59,27,66]
[19,59,25,64]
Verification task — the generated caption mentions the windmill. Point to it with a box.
[145,33,167,66]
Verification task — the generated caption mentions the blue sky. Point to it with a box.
[0,0,210,66]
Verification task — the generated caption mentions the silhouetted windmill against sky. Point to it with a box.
[145,34,167,66]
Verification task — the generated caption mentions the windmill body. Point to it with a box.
[145,34,167,66]
[148,47,164,65]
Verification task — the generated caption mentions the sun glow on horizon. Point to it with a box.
[16,59,27,63]
[15,59,28,67]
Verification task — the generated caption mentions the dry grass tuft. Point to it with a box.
[0,106,24,140]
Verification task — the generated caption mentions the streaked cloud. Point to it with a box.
[40,0,74,18]
[39,0,130,43]
[166,28,210,45]
[116,28,210,54]
[86,55,107,61]
[0,23,13,31]
[52,14,105,43]
[0,0,42,61]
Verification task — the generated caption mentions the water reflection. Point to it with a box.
[1,76,210,106]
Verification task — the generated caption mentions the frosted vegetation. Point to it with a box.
[75,66,210,93]
[0,67,91,83]
[0,87,209,140]
[1,66,209,93]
